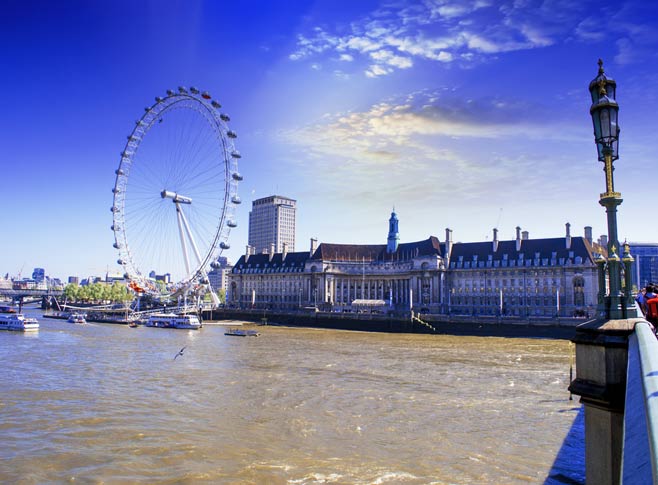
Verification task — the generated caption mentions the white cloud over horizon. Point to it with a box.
[288,0,657,77]
[275,89,593,212]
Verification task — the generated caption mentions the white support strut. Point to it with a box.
[175,199,221,307]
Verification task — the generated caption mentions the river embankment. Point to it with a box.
[209,308,583,339]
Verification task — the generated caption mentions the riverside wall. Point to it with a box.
[209,308,581,339]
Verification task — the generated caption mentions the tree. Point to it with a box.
[63,283,80,301]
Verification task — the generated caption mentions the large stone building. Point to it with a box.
[248,195,297,254]
[229,212,601,318]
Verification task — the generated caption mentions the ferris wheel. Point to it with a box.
[111,86,242,303]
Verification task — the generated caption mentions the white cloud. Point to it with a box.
[614,38,637,65]
[369,50,413,69]
[277,90,585,207]
[287,1,579,77]
[288,1,658,77]
[365,64,392,78]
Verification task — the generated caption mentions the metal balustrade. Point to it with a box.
[622,320,658,484]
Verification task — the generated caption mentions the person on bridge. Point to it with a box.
[636,287,648,315]
[644,285,658,330]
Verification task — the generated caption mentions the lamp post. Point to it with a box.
[588,58,636,319]
[568,59,644,485]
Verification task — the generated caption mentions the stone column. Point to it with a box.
[569,317,643,485]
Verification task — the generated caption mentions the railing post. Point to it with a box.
[569,317,644,484]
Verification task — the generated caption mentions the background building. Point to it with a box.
[630,243,658,288]
[230,213,600,319]
[248,195,296,254]
[208,256,232,294]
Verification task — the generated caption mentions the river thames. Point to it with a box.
[1,307,582,484]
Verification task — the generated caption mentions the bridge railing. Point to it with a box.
[622,320,658,484]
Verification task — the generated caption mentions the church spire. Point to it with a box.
[387,208,399,253]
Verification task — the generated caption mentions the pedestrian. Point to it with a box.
[636,287,648,315]
[645,285,658,328]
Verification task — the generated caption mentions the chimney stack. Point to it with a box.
[522,231,529,240]
[245,245,252,263]
[492,228,499,252]
[516,226,522,251]
[445,228,453,258]
[282,242,288,260]
[600,235,608,250]
[269,243,275,261]
[584,226,593,245]
[565,222,572,249]
[310,238,318,257]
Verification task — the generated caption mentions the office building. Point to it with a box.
[208,256,231,292]
[630,243,658,288]
[248,195,296,254]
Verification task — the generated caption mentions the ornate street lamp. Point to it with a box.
[588,59,636,319]
[567,61,643,485]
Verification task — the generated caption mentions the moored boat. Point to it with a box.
[0,305,16,314]
[145,313,202,329]
[225,328,260,337]
[67,313,87,324]
[0,313,39,331]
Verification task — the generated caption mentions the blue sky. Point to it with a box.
[2,0,658,280]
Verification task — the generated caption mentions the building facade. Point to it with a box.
[230,213,600,318]
[208,256,232,293]
[248,195,297,254]
[629,243,658,288]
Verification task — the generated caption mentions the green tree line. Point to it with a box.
[63,282,134,304]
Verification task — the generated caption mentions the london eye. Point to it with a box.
[111,87,242,304]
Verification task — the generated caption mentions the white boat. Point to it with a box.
[0,314,39,332]
[145,313,202,329]
[68,313,87,324]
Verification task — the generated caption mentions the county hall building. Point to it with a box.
[228,211,601,318]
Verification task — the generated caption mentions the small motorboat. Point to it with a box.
[225,328,260,337]
[68,313,87,324]
[128,322,138,328]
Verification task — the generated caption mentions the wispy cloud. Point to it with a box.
[289,0,657,76]
[277,90,587,206]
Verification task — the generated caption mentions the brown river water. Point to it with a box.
[1,308,581,484]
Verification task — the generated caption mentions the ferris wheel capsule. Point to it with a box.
[201,91,211,99]
[190,86,200,94]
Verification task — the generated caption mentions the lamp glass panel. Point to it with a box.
[607,84,616,100]
[592,112,602,140]
[600,108,611,140]
[590,88,599,104]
